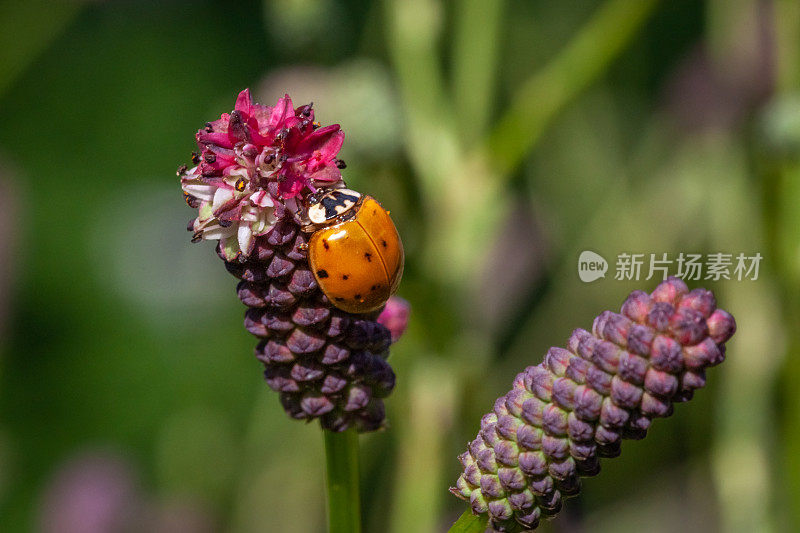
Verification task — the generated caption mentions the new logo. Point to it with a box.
[578,251,608,282]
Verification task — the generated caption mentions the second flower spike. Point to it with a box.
[451,277,736,531]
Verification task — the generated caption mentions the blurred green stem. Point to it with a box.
[486,0,660,176]
[770,0,800,529]
[389,362,456,533]
[775,0,800,93]
[324,429,361,533]
[452,0,506,142]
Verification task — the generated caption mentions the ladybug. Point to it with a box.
[303,188,404,314]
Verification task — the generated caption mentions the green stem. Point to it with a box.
[486,0,660,176]
[447,510,489,533]
[324,429,362,533]
[452,0,506,142]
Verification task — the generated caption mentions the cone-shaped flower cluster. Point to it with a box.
[451,277,736,531]
[180,90,399,432]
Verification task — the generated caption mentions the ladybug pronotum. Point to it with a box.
[304,188,404,314]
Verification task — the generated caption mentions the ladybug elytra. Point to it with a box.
[304,188,404,314]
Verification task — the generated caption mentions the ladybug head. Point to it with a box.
[306,188,363,226]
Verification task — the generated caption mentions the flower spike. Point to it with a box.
[179,91,401,432]
[451,277,736,531]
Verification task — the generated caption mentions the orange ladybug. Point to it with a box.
[304,188,404,314]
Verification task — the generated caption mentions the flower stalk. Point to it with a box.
[324,429,362,533]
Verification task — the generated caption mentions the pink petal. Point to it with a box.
[317,129,344,160]
[234,89,253,115]
[196,130,234,149]
[308,165,342,183]
[293,125,342,157]
[268,94,294,130]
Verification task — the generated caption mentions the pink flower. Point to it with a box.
[181,89,345,260]
[377,296,411,343]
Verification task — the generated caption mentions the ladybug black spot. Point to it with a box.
[381,239,388,248]
[370,285,379,291]
[335,297,345,302]
[323,240,329,250]
[317,270,329,279]
[364,252,372,262]
[354,294,362,300]
[342,274,349,280]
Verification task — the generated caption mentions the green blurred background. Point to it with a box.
[1,0,799,531]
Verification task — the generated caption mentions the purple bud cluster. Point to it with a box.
[451,277,736,531]
[223,216,396,432]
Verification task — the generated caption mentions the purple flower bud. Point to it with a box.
[541,435,570,461]
[497,414,523,441]
[592,340,621,374]
[564,355,591,384]
[668,308,709,345]
[599,397,630,428]
[683,337,723,369]
[643,368,679,398]
[494,440,520,467]
[617,350,648,384]
[487,499,513,521]
[647,302,674,331]
[650,276,688,303]
[678,288,716,317]
[320,373,348,394]
[514,506,541,528]
[610,376,644,408]
[650,334,683,372]
[548,458,578,484]
[597,312,633,347]
[567,412,594,442]
[517,424,543,451]
[286,328,326,354]
[621,290,651,323]
[267,254,295,278]
[708,309,737,344]
[551,377,577,410]
[300,393,335,416]
[545,347,573,376]
[518,451,548,477]
[264,366,300,392]
[507,488,535,510]
[480,474,506,499]
[627,323,654,355]
[291,360,325,382]
[542,404,569,436]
